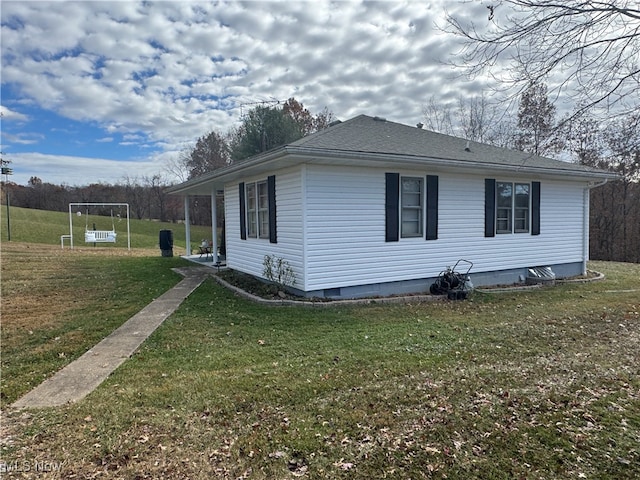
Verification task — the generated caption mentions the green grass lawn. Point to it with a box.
[0,205,213,251]
[1,232,639,478]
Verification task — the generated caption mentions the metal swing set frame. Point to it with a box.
[63,202,130,250]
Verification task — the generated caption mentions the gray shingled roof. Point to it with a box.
[168,114,617,195]
[288,114,612,176]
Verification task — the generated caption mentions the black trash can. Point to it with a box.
[159,229,173,257]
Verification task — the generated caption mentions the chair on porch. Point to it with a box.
[198,239,212,260]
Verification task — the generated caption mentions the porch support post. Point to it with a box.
[184,195,191,256]
[211,188,218,263]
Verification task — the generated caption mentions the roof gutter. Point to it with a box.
[166,144,619,196]
[166,147,287,195]
[587,178,611,189]
[287,147,621,181]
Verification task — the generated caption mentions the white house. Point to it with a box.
[168,115,617,298]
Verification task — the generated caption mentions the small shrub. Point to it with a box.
[263,255,296,288]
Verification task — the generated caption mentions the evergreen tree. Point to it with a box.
[229,105,304,161]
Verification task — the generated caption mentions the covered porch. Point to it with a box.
[171,185,226,269]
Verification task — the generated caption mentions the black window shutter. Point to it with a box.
[385,173,399,242]
[268,175,277,243]
[531,181,541,235]
[484,178,496,237]
[426,175,438,240]
[239,182,246,240]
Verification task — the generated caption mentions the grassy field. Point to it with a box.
[0,205,213,252]
[1,209,639,478]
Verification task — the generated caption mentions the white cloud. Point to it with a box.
[1,105,29,121]
[1,0,508,185]
[7,151,170,186]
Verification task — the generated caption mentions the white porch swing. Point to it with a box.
[64,202,131,250]
[84,207,118,243]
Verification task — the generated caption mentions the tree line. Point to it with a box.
[422,81,639,264]
[3,175,186,224]
[440,0,639,263]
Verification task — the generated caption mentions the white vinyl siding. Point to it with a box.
[225,168,304,283]
[303,165,586,291]
[225,163,588,293]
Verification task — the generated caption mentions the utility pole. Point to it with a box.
[1,156,13,241]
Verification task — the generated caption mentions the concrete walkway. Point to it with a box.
[12,267,211,409]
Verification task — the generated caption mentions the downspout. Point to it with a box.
[301,165,308,293]
[211,187,218,263]
[184,196,191,255]
[583,179,609,274]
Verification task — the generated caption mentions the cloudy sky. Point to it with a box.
[1,0,498,186]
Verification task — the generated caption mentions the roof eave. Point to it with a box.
[165,147,288,195]
[167,145,619,196]
[286,146,621,181]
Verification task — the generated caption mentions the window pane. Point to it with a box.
[402,220,421,236]
[401,177,423,237]
[514,183,530,232]
[496,182,513,234]
[259,211,269,237]
[496,208,511,233]
[497,182,512,207]
[258,182,268,209]
[515,183,530,208]
[403,209,420,222]
[515,209,529,232]
[257,181,269,238]
[246,183,257,237]
[247,183,256,204]
[402,192,421,207]
[402,178,421,193]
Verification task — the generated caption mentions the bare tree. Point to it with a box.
[422,96,455,136]
[143,174,170,222]
[561,114,604,166]
[457,93,504,143]
[515,81,560,156]
[569,111,640,263]
[122,176,148,220]
[602,113,640,261]
[445,1,640,120]
[163,150,190,184]
[422,93,517,147]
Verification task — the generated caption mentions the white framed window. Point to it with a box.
[240,176,277,243]
[257,180,269,239]
[245,180,270,239]
[496,181,530,234]
[401,176,423,238]
[246,183,258,238]
[514,183,530,233]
